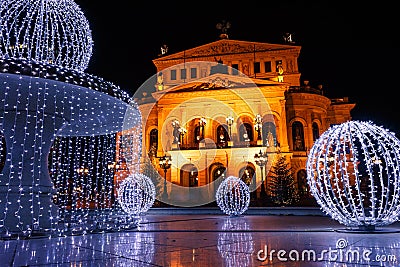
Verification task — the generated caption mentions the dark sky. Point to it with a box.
[74,1,399,136]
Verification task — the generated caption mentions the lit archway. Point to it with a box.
[180,164,199,187]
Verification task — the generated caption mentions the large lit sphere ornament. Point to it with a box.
[0,0,141,236]
[306,120,400,230]
[0,0,93,72]
[117,173,156,216]
[216,176,250,216]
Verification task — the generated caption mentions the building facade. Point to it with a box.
[131,38,355,206]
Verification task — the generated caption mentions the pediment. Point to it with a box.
[154,39,300,62]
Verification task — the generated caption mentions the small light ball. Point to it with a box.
[216,176,250,216]
[117,173,155,216]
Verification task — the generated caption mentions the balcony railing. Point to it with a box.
[286,85,323,95]
[174,140,266,150]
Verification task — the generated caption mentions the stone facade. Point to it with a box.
[125,38,355,205]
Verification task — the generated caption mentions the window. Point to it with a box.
[170,69,176,80]
[262,122,277,147]
[216,125,229,148]
[189,167,198,187]
[194,126,201,144]
[212,165,226,181]
[190,68,197,79]
[149,129,158,151]
[239,165,255,186]
[254,62,260,73]
[276,60,283,74]
[264,61,272,72]
[180,164,198,187]
[292,121,305,151]
[231,64,239,75]
[312,122,320,141]
[181,68,187,80]
[239,123,253,142]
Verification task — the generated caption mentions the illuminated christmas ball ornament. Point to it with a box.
[216,176,250,216]
[306,120,400,230]
[117,173,156,216]
[0,0,93,72]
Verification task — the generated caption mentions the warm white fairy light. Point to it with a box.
[216,176,250,216]
[0,0,93,72]
[117,173,155,216]
[0,0,143,237]
[306,120,400,228]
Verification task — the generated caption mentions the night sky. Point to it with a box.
[74,1,399,136]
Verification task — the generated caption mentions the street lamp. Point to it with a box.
[159,154,172,199]
[226,115,234,147]
[254,114,263,146]
[254,149,268,199]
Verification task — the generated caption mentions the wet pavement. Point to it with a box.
[1,212,400,266]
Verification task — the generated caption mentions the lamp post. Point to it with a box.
[254,149,268,199]
[254,114,263,146]
[159,154,172,199]
[226,115,234,147]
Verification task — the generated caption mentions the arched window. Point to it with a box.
[262,122,277,147]
[297,169,309,197]
[312,122,319,141]
[216,124,229,148]
[239,165,255,186]
[189,167,198,187]
[194,126,201,144]
[212,165,226,181]
[239,123,253,142]
[180,164,199,187]
[149,129,158,152]
[292,121,305,151]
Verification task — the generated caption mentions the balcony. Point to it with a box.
[174,140,266,151]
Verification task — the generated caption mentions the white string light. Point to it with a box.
[218,218,254,267]
[306,120,400,229]
[117,173,155,217]
[0,0,143,237]
[0,0,93,72]
[216,176,250,216]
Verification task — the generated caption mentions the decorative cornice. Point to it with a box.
[154,39,301,63]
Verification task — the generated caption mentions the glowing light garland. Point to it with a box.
[0,0,142,237]
[216,176,250,216]
[306,120,400,229]
[0,0,93,72]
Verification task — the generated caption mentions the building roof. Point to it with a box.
[153,39,301,66]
